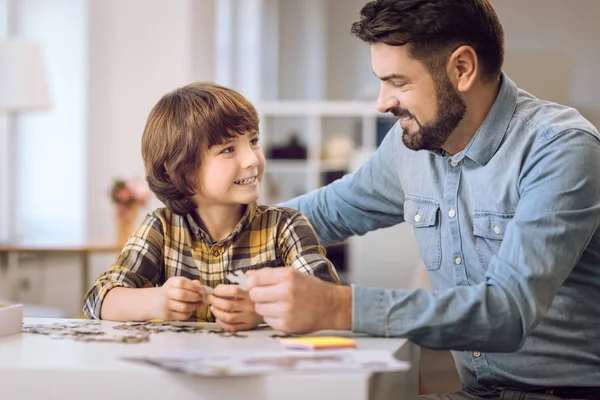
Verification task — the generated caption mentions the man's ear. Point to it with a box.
[447,45,478,93]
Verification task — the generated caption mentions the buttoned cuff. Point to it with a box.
[351,284,388,336]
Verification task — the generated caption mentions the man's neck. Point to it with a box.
[195,204,245,243]
[443,79,502,155]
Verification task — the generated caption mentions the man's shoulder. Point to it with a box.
[254,204,303,220]
[513,90,599,140]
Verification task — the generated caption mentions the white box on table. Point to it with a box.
[0,303,23,338]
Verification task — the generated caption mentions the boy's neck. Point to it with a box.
[195,204,246,243]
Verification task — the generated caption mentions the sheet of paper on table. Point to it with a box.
[123,349,410,376]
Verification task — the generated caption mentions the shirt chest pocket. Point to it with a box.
[404,197,441,271]
[473,211,513,271]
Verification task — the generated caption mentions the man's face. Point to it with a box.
[372,43,466,151]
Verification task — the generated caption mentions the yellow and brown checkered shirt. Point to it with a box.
[83,203,339,321]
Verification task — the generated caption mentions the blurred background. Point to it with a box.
[1,0,599,393]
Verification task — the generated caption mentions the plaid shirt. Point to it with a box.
[83,203,339,321]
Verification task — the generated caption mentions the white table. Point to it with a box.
[0,318,419,400]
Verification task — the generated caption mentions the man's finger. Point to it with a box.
[213,284,247,299]
[245,267,290,288]
[253,300,289,318]
[248,283,288,304]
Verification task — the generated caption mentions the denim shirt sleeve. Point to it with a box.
[280,127,406,245]
[353,128,600,352]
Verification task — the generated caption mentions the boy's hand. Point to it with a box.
[154,276,205,321]
[208,284,263,331]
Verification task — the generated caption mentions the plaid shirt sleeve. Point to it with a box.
[277,209,340,284]
[83,213,165,319]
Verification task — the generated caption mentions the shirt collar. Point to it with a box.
[461,72,518,166]
[186,202,259,245]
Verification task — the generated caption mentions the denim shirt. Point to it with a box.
[281,74,600,391]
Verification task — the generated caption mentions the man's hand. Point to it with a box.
[208,284,263,331]
[154,276,205,321]
[246,268,352,334]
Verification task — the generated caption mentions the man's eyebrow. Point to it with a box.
[374,71,409,82]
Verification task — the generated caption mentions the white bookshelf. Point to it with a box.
[257,100,391,206]
[215,0,416,285]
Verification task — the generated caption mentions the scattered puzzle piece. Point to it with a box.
[226,270,248,290]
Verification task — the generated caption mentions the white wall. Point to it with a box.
[493,0,600,128]
[9,0,600,315]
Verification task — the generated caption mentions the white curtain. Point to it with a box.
[14,0,87,243]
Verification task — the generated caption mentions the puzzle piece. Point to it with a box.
[226,270,248,290]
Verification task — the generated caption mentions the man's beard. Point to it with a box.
[392,73,466,151]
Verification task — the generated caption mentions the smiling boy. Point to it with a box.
[83,82,339,331]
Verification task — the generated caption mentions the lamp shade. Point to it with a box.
[0,38,51,111]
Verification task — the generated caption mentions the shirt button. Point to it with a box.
[454,257,462,265]
[450,160,459,167]
[448,209,456,218]
[212,249,220,257]
[493,226,501,234]
[414,214,421,222]
[473,351,481,358]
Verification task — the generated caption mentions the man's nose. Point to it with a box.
[375,83,399,114]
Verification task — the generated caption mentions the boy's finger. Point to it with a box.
[169,299,201,313]
[208,295,237,312]
[211,306,242,324]
[169,287,204,303]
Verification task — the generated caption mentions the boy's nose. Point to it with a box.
[240,147,259,168]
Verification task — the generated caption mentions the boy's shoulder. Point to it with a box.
[145,207,191,232]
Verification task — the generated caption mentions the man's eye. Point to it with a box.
[390,81,406,88]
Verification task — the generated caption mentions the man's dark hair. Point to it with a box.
[351,0,504,82]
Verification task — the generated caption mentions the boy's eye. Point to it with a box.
[250,137,260,145]
[221,146,234,154]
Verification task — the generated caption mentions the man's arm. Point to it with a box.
[353,128,600,351]
[280,126,406,244]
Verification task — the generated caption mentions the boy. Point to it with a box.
[83,82,339,331]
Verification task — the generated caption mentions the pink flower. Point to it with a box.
[116,187,133,202]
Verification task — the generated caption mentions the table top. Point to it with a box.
[0,318,418,400]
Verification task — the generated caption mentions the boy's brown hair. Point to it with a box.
[142,82,259,215]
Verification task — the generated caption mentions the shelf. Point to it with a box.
[257,101,383,117]
[266,159,349,173]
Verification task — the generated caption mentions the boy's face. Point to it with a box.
[192,130,265,208]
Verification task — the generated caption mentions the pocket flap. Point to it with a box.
[473,212,513,239]
[404,197,439,227]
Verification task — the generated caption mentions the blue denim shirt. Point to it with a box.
[281,74,600,391]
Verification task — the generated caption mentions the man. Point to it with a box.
[246,0,600,399]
